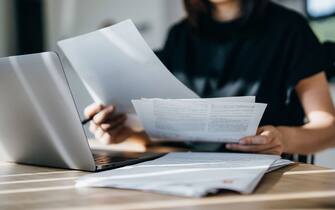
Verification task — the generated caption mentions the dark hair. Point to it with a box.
[184,0,269,27]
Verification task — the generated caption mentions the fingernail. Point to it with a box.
[226,144,231,149]
[92,116,97,124]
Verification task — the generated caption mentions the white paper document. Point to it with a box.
[132,98,267,143]
[76,152,292,197]
[266,158,295,173]
[57,19,198,113]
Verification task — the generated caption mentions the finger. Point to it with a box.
[84,103,105,119]
[259,146,282,155]
[93,106,116,125]
[114,127,133,144]
[239,136,272,145]
[256,127,265,135]
[95,127,105,139]
[257,125,275,135]
[89,122,98,133]
[259,130,274,138]
[100,114,127,131]
[107,123,125,137]
[101,126,129,144]
[226,142,278,152]
[100,132,113,145]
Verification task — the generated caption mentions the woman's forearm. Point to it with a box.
[286,72,335,154]
[278,119,335,154]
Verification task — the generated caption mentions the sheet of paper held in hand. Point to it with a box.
[57,19,198,114]
[132,97,267,143]
[76,152,293,197]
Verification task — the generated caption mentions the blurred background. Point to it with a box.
[0,0,335,167]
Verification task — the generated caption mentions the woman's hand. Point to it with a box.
[84,103,134,144]
[225,126,286,155]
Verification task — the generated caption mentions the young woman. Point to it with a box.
[85,0,335,156]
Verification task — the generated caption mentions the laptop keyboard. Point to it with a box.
[92,150,163,170]
[93,153,131,166]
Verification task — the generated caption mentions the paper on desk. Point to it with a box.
[266,159,294,173]
[132,98,267,143]
[57,19,198,114]
[76,152,284,197]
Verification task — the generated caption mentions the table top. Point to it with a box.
[0,161,334,210]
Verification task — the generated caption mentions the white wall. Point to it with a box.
[273,0,305,15]
[165,0,185,29]
[45,0,185,51]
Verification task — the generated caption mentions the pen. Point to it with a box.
[81,116,93,125]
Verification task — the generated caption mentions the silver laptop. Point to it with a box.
[0,52,161,171]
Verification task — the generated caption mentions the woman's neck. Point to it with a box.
[211,0,242,22]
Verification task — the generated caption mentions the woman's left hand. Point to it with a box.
[225,126,285,155]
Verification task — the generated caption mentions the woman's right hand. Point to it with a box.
[84,103,134,144]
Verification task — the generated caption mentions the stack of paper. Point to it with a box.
[76,152,293,197]
[132,97,267,143]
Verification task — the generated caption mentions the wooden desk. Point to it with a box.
[0,162,334,210]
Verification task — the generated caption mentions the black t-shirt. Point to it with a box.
[157,2,327,127]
